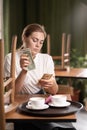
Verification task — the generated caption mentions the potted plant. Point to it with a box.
[56,48,87,102]
[70,49,87,102]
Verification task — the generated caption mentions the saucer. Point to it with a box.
[48,101,71,107]
[26,104,49,110]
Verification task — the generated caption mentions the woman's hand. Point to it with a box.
[39,76,54,88]
[38,76,58,94]
[20,54,30,70]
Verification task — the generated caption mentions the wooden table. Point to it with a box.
[55,68,87,79]
[5,94,76,123]
[55,68,87,101]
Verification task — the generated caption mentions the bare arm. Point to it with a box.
[45,78,58,94]
[15,69,27,93]
[15,54,29,93]
[39,77,58,95]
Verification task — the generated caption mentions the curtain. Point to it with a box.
[3,0,87,56]
[3,0,10,54]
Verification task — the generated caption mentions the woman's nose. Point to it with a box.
[36,41,40,47]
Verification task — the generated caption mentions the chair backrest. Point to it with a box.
[47,33,71,70]
[61,33,71,69]
[47,34,51,55]
[0,39,6,130]
[0,35,17,130]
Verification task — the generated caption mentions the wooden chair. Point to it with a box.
[47,34,73,98]
[58,84,74,96]
[47,34,51,55]
[0,35,18,130]
[47,33,71,70]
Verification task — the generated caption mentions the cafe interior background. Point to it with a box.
[1,0,87,103]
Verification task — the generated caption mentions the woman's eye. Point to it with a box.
[32,38,37,42]
[32,37,44,44]
[40,41,44,44]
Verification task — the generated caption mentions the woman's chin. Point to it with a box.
[32,51,39,55]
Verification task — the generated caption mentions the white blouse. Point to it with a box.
[4,51,55,94]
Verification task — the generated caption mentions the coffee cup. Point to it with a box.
[28,97,45,109]
[51,95,67,106]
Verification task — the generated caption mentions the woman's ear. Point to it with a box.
[22,36,27,48]
[22,35,26,43]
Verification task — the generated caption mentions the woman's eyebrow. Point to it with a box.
[32,37,44,41]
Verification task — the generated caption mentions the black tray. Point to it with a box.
[17,100,83,117]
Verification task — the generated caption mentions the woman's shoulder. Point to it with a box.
[5,51,19,61]
[5,53,11,59]
[37,53,52,58]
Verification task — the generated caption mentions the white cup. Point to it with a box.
[51,95,67,106]
[28,97,45,109]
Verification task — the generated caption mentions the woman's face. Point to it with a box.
[24,32,45,56]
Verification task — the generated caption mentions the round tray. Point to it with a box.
[17,100,83,117]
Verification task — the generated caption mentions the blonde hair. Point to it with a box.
[18,23,47,49]
[22,23,47,42]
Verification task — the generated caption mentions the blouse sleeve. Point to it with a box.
[46,54,55,76]
[4,53,11,78]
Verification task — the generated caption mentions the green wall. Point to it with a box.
[3,0,87,57]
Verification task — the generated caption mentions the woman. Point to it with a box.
[4,23,75,130]
[4,23,58,95]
